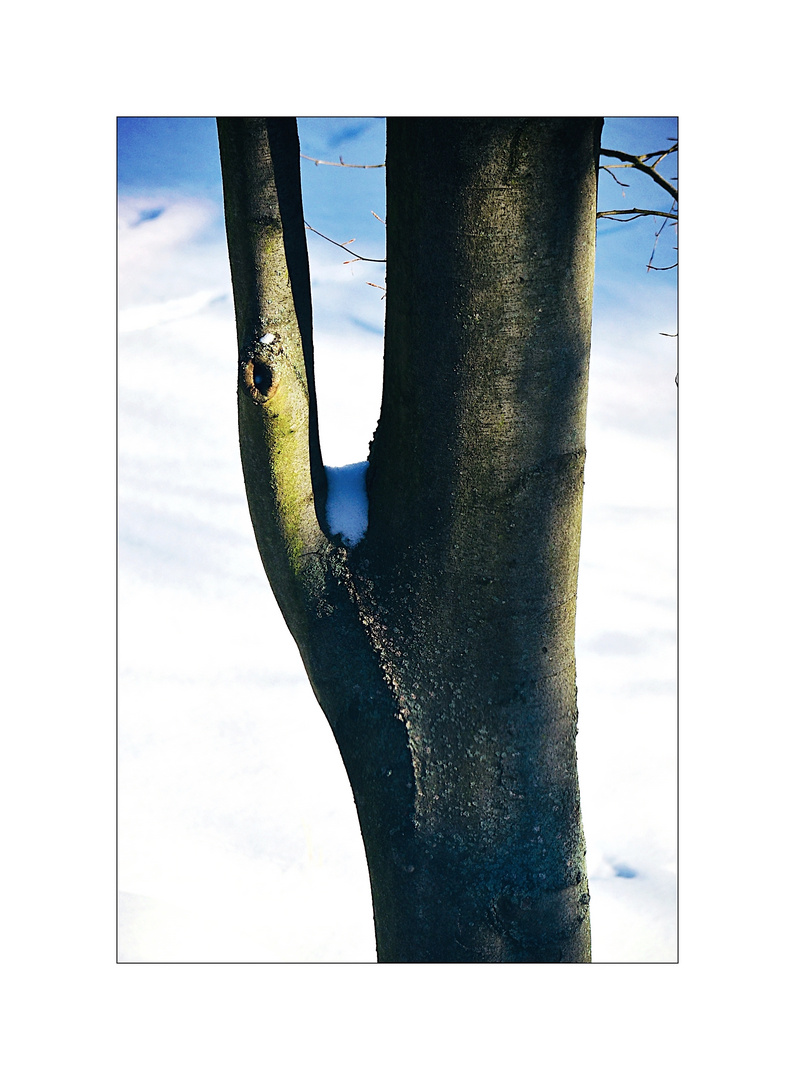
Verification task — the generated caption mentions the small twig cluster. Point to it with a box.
[597,140,678,271]
[300,149,386,281]
[304,213,386,297]
[599,143,678,202]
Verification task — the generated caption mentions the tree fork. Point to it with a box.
[218,117,602,962]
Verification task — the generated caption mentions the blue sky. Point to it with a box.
[117,117,677,963]
[118,117,224,199]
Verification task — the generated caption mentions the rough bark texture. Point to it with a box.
[218,116,602,962]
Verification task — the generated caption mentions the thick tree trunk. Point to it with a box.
[218,116,602,962]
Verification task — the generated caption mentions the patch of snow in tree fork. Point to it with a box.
[325,462,369,546]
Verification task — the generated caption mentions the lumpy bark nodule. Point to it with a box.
[219,116,602,962]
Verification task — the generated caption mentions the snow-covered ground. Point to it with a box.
[118,125,677,962]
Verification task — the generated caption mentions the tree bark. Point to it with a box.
[218,116,602,962]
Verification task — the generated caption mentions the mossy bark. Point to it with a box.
[218,116,602,962]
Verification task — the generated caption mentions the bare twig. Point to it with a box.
[646,202,677,271]
[301,153,385,169]
[600,165,631,188]
[304,220,386,263]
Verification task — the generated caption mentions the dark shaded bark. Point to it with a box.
[218,116,602,962]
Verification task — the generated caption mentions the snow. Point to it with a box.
[325,462,369,546]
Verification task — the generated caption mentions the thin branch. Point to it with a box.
[646,203,677,270]
[600,165,631,188]
[597,207,678,222]
[600,146,678,202]
[304,220,386,263]
[301,153,385,169]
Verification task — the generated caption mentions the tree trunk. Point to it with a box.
[217,116,602,962]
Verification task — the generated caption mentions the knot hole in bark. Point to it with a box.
[242,355,280,404]
[241,332,284,404]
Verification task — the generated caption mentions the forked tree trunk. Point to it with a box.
[217,116,602,962]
